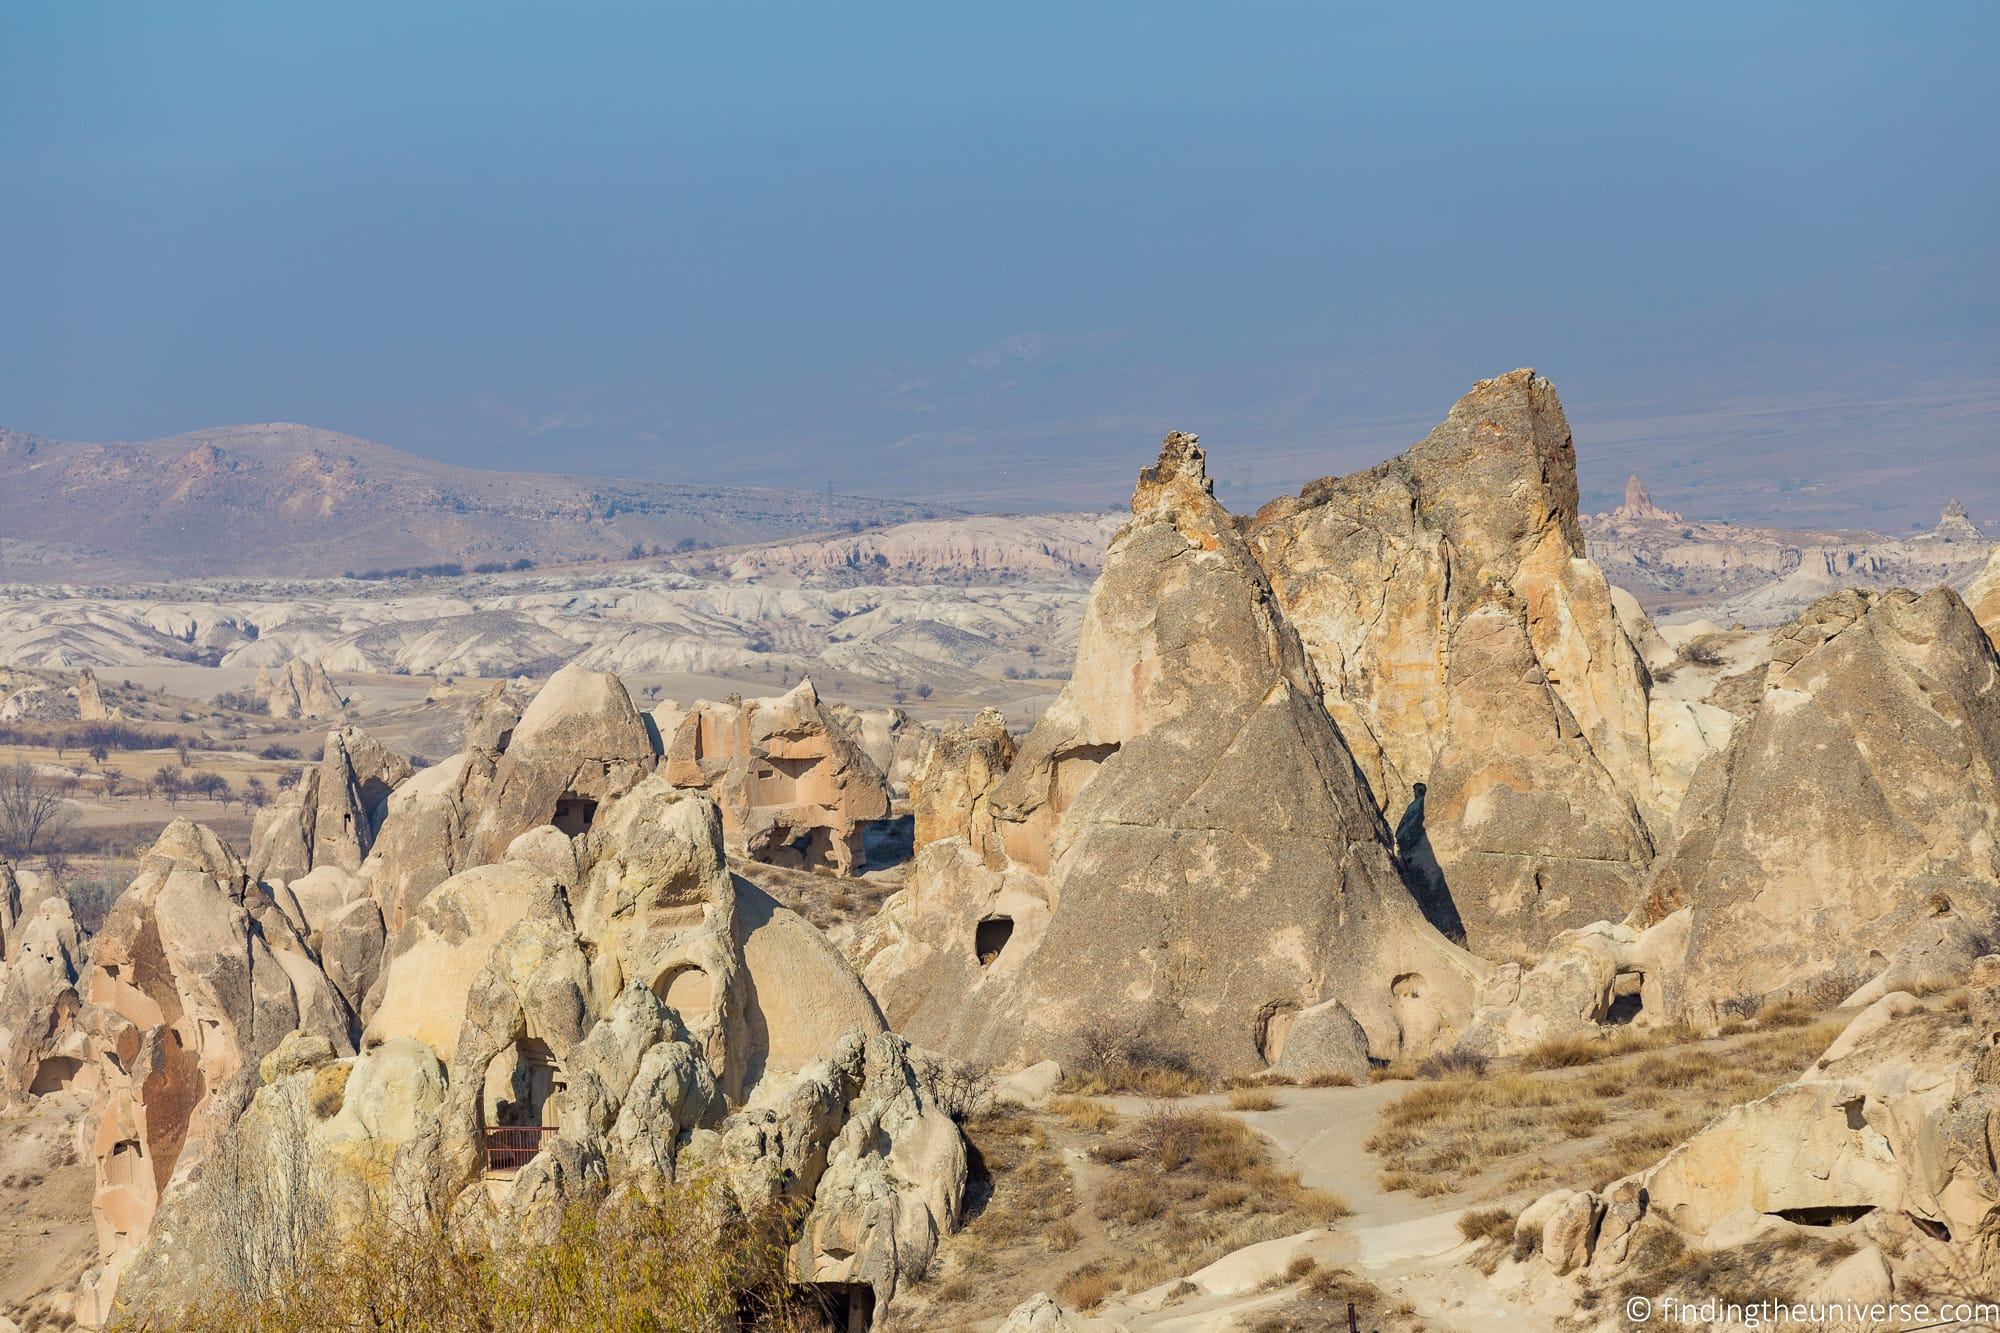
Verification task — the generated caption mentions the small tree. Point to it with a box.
[0,762,76,859]
[153,767,188,807]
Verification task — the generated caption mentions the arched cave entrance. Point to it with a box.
[481,1037,565,1173]
[1602,971,1645,1025]
[652,964,714,1022]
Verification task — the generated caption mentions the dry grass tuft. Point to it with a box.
[1056,1267,1112,1310]
[1249,1265,1426,1333]
[1227,1087,1282,1113]
[1047,1095,1120,1134]
[1456,1206,1515,1244]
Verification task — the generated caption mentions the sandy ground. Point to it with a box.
[0,1092,95,1326]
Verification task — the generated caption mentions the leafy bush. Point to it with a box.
[120,1175,823,1333]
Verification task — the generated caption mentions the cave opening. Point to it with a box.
[1768,1205,1876,1227]
[975,916,1015,966]
[552,796,598,836]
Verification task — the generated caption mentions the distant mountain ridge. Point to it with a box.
[0,422,949,579]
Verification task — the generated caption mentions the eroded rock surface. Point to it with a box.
[1646,588,2000,1018]
[658,680,892,876]
[77,820,355,1321]
[1248,371,1663,958]
[1529,962,2000,1299]
[863,431,1483,1074]
[116,776,961,1324]
[255,658,345,720]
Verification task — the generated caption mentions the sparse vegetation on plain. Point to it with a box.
[1369,1019,1845,1198]
[899,1098,1350,1327]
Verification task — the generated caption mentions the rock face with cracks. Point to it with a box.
[1247,370,1663,959]
[908,706,1015,854]
[657,679,893,876]
[1645,587,2000,1020]
[862,430,1484,1075]
[75,819,355,1324]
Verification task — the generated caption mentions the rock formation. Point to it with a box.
[465,663,654,864]
[829,702,928,797]
[0,895,90,1107]
[75,667,111,721]
[1937,496,1984,543]
[1457,912,1687,1058]
[359,682,523,930]
[112,777,964,1325]
[256,658,345,720]
[76,820,355,1321]
[861,431,1484,1075]
[1585,493,1995,629]
[657,680,892,876]
[1248,371,1663,957]
[1646,588,2000,1019]
[247,726,413,885]
[1970,544,2000,649]
[1527,964,2000,1298]
[62,663,967,1326]
[908,708,1015,853]
[1609,474,1683,525]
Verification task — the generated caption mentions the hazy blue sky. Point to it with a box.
[3,3,1995,523]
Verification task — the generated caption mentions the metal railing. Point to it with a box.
[481,1125,557,1173]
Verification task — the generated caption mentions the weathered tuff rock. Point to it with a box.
[77,820,355,1321]
[465,662,655,864]
[1457,912,1688,1058]
[997,1293,1126,1332]
[75,667,112,721]
[1269,999,1371,1085]
[829,701,927,798]
[658,679,892,876]
[1530,963,2000,1297]
[1609,474,1684,525]
[247,726,413,885]
[908,707,1015,853]
[358,682,523,930]
[118,776,963,1324]
[1647,588,2000,1019]
[861,432,1483,1075]
[1970,544,2000,649]
[1248,371,1664,958]
[0,895,91,1107]
[255,658,345,720]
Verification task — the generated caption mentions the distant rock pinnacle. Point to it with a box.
[1934,497,1984,543]
[1610,474,1683,524]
